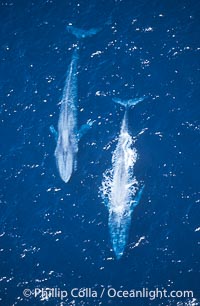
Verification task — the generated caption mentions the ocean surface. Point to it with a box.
[1,0,200,305]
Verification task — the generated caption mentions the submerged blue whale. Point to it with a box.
[101,97,145,259]
[50,26,100,183]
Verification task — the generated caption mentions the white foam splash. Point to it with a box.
[101,130,139,214]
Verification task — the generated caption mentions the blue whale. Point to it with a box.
[50,27,100,183]
[101,97,145,259]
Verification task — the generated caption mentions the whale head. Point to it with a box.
[108,209,132,259]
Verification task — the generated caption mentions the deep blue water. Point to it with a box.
[1,0,200,305]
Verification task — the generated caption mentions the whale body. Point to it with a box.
[50,27,99,183]
[101,97,145,259]
[54,49,79,183]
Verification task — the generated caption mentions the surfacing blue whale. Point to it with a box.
[101,97,145,259]
[50,26,99,183]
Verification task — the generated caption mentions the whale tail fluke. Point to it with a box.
[66,25,101,39]
[113,96,146,109]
